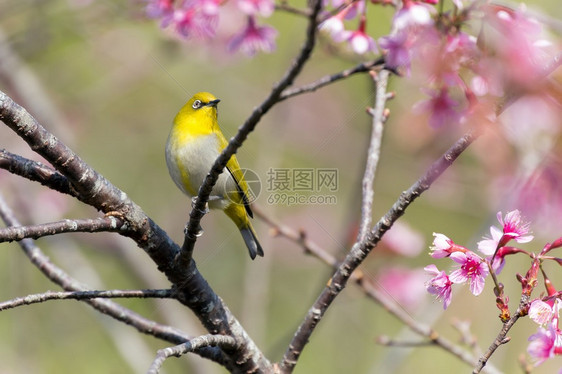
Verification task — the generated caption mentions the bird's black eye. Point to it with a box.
[192,100,202,109]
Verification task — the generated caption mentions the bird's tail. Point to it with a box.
[224,204,264,260]
[240,224,264,260]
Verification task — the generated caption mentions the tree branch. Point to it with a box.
[277,49,562,371]
[148,334,240,374]
[0,91,267,371]
[279,58,385,102]
[472,298,526,373]
[0,194,231,364]
[357,69,390,242]
[178,0,324,265]
[253,205,340,267]
[275,2,311,17]
[0,289,174,311]
[255,205,500,372]
[0,216,127,243]
[0,148,77,197]
[280,129,479,372]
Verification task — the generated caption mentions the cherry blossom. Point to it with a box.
[378,30,412,72]
[392,0,433,32]
[529,299,558,326]
[227,16,278,56]
[424,264,453,309]
[527,324,562,366]
[415,87,464,128]
[449,252,488,296]
[341,15,377,55]
[429,232,459,258]
[377,267,427,310]
[477,210,533,258]
[236,0,274,18]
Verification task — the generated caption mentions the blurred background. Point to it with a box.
[0,0,561,373]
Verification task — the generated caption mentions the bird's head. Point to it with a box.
[187,92,220,115]
[174,92,221,133]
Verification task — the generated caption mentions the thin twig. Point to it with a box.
[363,281,490,370]
[279,130,479,373]
[257,205,502,373]
[0,289,174,311]
[275,2,311,17]
[357,69,390,242]
[0,195,210,353]
[178,0,324,265]
[377,336,436,347]
[147,334,240,374]
[472,299,526,373]
[0,90,268,371]
[279,58,385,102]
[279,49,562,372]
[0,216,127,243]
[253,205,341,268]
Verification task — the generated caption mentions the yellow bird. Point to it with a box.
[165,92,264,259]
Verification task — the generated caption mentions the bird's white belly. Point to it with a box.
[166,133,232,210]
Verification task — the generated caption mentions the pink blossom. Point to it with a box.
[228,16,278,56]
[477,225,503,256]
[513,158,562,236]
[429,233,455,258]
[415,87,463,128]
[483,6,553,90]
[378,30,412,72]
[381,221,424,257]
[499,210,533,243]
[236,0,274,17]
[326,0,346,8]
[341,15,377,55]
[488,246,509,274]
[416,30,478,88]
[327,1,364,20]
[470,62,504,97]
[146,0,174,19]
[424,264,453,309]
[346,30,377,54]
[529,299,557,326]
[478,210,533,258]
[320,15,346,42]
[443,32,478,72]
[451,0,465,9]
[501,95,560,155]
[392,1,433,32]
[377,267,427,310]
[171,4,217,38]
[199,0,221,15]
[449,252,488,296]
[528,324,562,366]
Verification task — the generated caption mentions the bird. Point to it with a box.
[165,92,264,259]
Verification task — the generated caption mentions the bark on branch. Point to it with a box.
[0,89,269,372]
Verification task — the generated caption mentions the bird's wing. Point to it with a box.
[218,132,254,218]
[226,164,253,218]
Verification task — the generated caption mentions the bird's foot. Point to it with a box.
[191,196,210,214]
[184,224,204,237]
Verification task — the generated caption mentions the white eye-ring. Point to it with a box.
[192,100,202,109]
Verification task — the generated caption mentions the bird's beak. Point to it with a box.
[206,99,220,107]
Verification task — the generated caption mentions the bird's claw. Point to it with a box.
[184,224,204,238]
[191,197,210,214]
